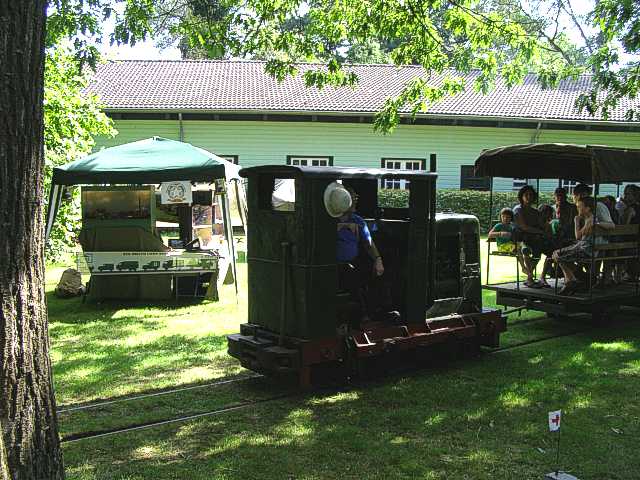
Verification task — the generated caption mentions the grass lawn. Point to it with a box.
[48,265,249,406]
[46,245,640,479]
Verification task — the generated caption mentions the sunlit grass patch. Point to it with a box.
[424,412,447,427]
[568,393,593,409]
[308,390,360,405]
[590,340,637,353]
[498,390,531,408]
[618,360,640,376]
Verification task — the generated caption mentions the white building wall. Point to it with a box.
[95,119,640,193]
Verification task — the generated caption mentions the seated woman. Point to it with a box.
[552,196,615,295]
[513,185,555,288]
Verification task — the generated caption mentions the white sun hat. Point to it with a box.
[324,181,352,218]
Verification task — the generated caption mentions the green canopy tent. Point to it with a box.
[45,137,247,295]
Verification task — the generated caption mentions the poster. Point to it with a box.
[76,251,218,275]
[161,181,192,204]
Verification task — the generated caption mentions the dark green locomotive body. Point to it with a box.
[433,213,482,310]
[228,166,505,386]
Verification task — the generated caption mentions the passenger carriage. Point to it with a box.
[476,143,640,322]
[227,165,506,387]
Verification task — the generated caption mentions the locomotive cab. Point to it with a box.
[227,166,505,386]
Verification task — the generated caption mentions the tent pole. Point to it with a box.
[590,183,600,300]
[487,177,493,284]
[44,184,62,243]
[221,183,238,297]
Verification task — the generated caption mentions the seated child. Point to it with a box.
[489,208,516,253]
[552,196,615,295]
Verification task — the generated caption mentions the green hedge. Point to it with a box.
[378,189,554,231]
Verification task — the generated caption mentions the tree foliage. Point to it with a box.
[153,0,235,59]
[162,0,568,132]
[47,0,156,67]
[149,0,637,132]
[44,46,117,261]
[47,1,640,132]
[579,0,640,120]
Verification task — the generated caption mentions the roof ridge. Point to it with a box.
[106,58,425,68]
[103,59,596,78]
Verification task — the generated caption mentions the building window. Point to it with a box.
[219,155,239,164]
[513,178,528,191]
[286,156,333,167]
[560,179,578,194]
[460,165,490,191]
[381,158,424,189]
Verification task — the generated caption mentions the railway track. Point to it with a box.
[57,374,263,414]
[60,325,601,445]
[61,392,294,444]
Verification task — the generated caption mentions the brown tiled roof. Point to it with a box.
[87,60,639,122]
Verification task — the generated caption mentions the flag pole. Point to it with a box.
[556,426,561,477]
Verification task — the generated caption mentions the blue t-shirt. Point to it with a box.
[336,213,372,262]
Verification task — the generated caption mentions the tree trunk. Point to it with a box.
[0,2,65,479]
[0,418,9,480]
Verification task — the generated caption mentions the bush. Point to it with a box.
[378,188,554,231]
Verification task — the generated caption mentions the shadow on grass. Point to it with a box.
[63,324,640,480]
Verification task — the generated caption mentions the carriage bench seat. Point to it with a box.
[487,237,522,257]
[577,224,640,263]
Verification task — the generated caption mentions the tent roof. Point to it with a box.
[474,143,640,184]
[52,137,240,185]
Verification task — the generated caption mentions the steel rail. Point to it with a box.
[57,374,263,414]
[60,392,294,444]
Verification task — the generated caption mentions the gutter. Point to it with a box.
[103,108,640,128]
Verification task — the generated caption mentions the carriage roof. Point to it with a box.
[474,143,640,184]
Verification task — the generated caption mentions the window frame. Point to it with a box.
[219,155,239,165]
[459,165,490,191]
[286,155,334,167]
[380,157,426,190]
[560,179,578,194]
[513,178,528,191]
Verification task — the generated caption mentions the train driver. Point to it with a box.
[324,182,386,321]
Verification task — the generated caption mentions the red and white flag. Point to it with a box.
[548,410,562,432]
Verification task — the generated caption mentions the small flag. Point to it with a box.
[548,410,562,432]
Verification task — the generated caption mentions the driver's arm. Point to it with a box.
[366,241,384,276]
[360,219,384,276]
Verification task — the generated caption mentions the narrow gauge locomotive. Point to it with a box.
[227,166,506,386]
